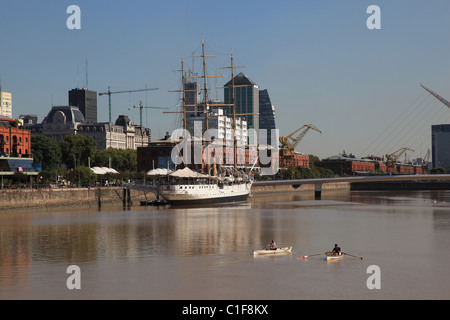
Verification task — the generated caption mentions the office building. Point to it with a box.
[68,88,98,123]
[0,91,12,118]
[19,114,38,126]
[184,81,201,117]
[31,106,150,150]
[186,104,247,146]
[224,72,259,145]
[258,89,276,146]
[432,124,450,169]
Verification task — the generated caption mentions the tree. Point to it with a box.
[31,135,62,172]
[64,166,97,186]
[93,148,137,172]
[60,135,96,169]
[430,167,447,174]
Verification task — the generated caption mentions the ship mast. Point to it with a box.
[221,52,244,171]
[190,37,223,131]
[166,38,255,173]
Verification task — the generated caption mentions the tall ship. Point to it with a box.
[156,39,255,206]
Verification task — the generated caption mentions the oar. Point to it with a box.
[343,252,363,260]
[298,253,325,259]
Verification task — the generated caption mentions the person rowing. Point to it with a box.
[332,244,342,256]
[266,240,277,250]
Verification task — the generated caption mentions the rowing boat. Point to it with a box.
[253,247,292,256]
[325,251,344,261]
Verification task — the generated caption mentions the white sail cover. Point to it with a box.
[169,167,209,178]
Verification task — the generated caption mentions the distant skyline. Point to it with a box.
[1,0,450,159]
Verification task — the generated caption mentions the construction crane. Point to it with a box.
[99,86,159,123]
[279,124,322,157]
[131,101,169,128]
[385,147,414,167]
[421,149,430,171]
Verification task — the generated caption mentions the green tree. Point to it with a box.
[31,135,62,171]
[93,148,137,172]
[430,167,447,174]
[60,135,96,169]
[64,166,97,186]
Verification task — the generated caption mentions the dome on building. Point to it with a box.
[42,106,85,124]
[115,115,132,127]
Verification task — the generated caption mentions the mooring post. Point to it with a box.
[123,187,127,208]
[98,187,102,210]
[315,183,322,200]
[127,188,132,207]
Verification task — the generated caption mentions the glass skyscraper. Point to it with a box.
[224,72,259,146]
[258,89,276,146]
[432,124,450,169]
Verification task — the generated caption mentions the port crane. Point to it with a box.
[421,149,430,171]
[99,86,159,123]
[385,147,414,168]
[279,124,322,157]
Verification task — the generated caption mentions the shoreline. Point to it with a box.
[1,180,448,212]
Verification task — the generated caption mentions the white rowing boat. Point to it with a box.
[325,251,344,261]
[253,247,292,256]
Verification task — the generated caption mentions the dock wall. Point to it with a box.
[7,179,445,211]
[0,187,150,211]
[350,180,450,191]
[252,181,350,194]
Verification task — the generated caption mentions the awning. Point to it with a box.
[147,168,172,176]
[91,167,119,175]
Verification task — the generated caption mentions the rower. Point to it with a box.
[268,240,277,250]
[332,244,342,256]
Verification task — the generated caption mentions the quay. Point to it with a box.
[254,174,450,198]
[1,174,450,211]
[0,187,147,212]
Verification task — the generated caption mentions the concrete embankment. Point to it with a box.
[0,187,150,212]
[0,181,351,211]
[350,180,450,191]
[252,181,351,194]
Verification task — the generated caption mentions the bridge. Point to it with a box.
[253,174,450,198]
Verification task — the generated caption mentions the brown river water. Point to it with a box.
[0,190,449,300]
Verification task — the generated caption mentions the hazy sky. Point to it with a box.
[1,0,450,159]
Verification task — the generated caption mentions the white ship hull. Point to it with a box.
[158,181,253,206]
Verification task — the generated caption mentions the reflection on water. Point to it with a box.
[1,190,450,299]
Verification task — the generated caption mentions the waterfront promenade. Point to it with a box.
[2,174,450,211]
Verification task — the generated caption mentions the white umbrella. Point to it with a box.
[147,168,172,176]
[170,167,209,178]
[91,167,106,175]
[101,167,119,174]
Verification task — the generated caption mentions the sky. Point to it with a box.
[1,0,450,160]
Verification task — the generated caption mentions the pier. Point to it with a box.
[253,174,450,198]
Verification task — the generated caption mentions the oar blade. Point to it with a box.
[343,252,363,260]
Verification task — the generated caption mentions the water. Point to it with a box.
[1,190,449,300]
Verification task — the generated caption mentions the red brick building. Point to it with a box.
[0,118,31,157]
